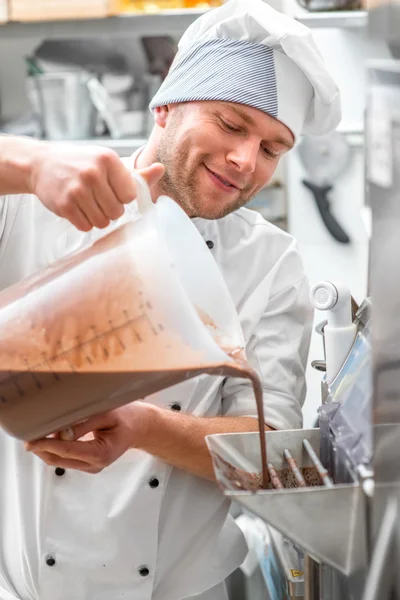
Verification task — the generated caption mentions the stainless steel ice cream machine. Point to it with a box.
[207,291,372,600]
[206,45,400,600]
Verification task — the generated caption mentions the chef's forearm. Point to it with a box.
[136,404,268,481]
[0,135,43,195]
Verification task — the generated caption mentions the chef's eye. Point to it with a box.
[262,146,278,158]
[220,119,240,133]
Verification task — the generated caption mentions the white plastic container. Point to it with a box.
[0,170,244,440]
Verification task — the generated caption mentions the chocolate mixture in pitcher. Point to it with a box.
[0,220,272,489]
[0,220,270,482]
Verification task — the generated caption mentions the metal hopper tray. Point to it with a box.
[206,428,367,578]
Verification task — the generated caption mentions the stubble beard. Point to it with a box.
[156,119,253,220]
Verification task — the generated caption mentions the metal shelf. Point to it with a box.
[0,8,368,39]
[0,8,208,40]
[63,137,147,157]
[296,10,368,28]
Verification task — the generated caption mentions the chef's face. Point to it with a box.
[155,101,294,219]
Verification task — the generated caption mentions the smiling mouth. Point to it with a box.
[204,165,239,190]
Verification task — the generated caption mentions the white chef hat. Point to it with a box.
[150,0,341,139]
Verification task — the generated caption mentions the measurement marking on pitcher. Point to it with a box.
[123,310,142,342]
[24,359,43,390]
[143,311,159,336]
[57,340,77,372]
[74,336,93,366]
[0,309,160,402]
[7,370,25,396]
[41,352,61,381]
[90,325,109,359]
[108,320,126,350]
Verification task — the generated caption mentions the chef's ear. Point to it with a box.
[154,105,169,128]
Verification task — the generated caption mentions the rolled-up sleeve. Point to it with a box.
[221,269,312,431]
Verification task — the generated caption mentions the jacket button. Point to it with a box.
[171,403,181,412]
[139,566,150,577]
[55,467,65,477]
[206,240,214,249]
[149,477,159,489]
[45,555,56,567]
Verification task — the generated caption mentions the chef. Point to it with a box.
[0,1,341,599]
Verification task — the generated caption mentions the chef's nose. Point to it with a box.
[226,139,258,174]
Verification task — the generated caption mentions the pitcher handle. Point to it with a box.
[122,156,154,216]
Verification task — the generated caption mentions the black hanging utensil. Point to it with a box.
[302,180,350,244]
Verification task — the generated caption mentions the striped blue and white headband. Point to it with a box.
[149,37,314,140]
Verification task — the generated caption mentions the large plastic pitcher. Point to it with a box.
[0,167,245,441]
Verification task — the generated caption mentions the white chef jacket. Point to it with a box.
[0,152,312,600]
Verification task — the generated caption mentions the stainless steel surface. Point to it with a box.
[0,9,368,40]
[311,359,326,372]
[295,9,367,28]
[355,297,372,328]
[304,554,320,600]
[206,429,367,577]
[367,59,400,599]
[363,498,398,600]
[268,462,284,489]
[283,448,307,487]
[295,0,362,18]
[319,299,373,482]
[302,438,334,488]
[369,3,400,56]
[31,72,97,140]
[368,61,400,437]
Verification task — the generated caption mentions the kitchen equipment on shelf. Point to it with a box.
[295,0,361,13]
[28,71,99,140]
[87,77,121,138]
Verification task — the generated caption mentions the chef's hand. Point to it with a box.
[24,402,151,473]
[29,144,164,232]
